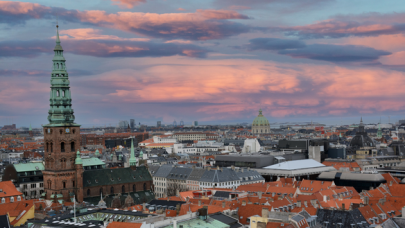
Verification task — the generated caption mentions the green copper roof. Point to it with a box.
[75,150,83,165]
[129,138,137,166]
[252,109,270,126]
[95,149,100,157]
[82,157,105,167]
[45,25,79,127]
[161,217,229,228]
[14,162,44,172]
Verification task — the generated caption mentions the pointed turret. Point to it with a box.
[359,117,365,132]
[29,124,32,131]
[129,138,137,167]
[95,149,100,157]
[75,150,82,165]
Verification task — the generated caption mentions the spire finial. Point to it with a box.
[259,109,262,115]
[129,137,137,167]
[56,23,60,44]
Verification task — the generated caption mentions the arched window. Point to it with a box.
[61,142,65,152]
[56,90,60,97]
[57,63,59,69]
[72,180,75,187]
[122,185,125,193]
[87,189,90,196]
[71,142,75,152]
[62,90,65,97]
[110,187,114,194]
[63,181,66,188]
[46,143,49,152]
[133,185,136,192]
[48,180,52,189]
[50,143,53,152]
[143,183,147,191]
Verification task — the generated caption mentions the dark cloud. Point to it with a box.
[247,38,306,50]
[277,12,405,39]
[278,44,391,62]
[0,39,209,58]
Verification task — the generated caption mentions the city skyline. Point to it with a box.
[2,0,405,127]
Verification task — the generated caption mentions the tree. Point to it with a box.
[166,180,188,197]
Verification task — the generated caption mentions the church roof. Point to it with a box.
[83,166,152,188]
[82,157,105,167]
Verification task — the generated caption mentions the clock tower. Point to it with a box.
[42,25,82,203]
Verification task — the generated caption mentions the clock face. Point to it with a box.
[65,128,70,133]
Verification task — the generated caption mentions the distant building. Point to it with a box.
[173,120,177,127]
[194,121,198,127]
[350,118,375,149]
[157,121,162,128]
[251,109,270,134]
[130,119,135,129]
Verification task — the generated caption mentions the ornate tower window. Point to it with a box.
[71,142,75,152]
[61,142,65,152]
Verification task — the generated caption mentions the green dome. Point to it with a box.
[252,109,270,126]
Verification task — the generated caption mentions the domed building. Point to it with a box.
[252,109,271,134]
[350,117,375,149]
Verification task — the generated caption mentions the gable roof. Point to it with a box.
[0,181,23,198]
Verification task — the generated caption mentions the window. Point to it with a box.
[71,142,75,152]
[1,198,4,203]
[56,90,60,97]
[122,185,125,193]
[72,181,75,187]
[100,188,103,195]
[111,187,114,194]
[61,142,65,152]
[17,196,21,201]
[144,183,147,191]
[40,183,43,188]
[63,182,66,188]
[10,197,14,202]
[87,189,90,196]
[133,185,136,192]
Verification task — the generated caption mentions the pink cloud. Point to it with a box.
[110,0,146,9]
[56,28,150,41]
[70,57,405,119]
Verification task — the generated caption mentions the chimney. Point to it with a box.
[222,201,226,208]
[231,165,235,170]
[323,195,327,202]
[402,206,405,218]
[261,208,269,219]
[297,201,301,207]
[173,220,177,228]
[258,191,262,199]
[342,203,345,211]
[198,200,201,206]
[143,202,146,211]
[390,181,393,186]
[242,200,246,206]
[176,189,180,197]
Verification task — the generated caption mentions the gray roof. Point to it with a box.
[235,168,264,183]
[188,168,206,181]
[316,208,368,227]
[380,218,401,228]
[200,168,240,183]
[148,165,160,176]
[154,164,174,178]
[167,167,193,180]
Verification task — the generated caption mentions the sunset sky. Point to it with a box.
[1,0,405,127]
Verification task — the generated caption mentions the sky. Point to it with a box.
[1,0,405,127]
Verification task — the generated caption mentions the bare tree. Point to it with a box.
[166,180,188,197]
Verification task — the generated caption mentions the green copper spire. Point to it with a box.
[46,25,78,127]
[95,149,100,157]
[129,138,137,166]
[29,124,32,131]
[75,150,82,165]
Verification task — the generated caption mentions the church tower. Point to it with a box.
[42,25,82,203]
